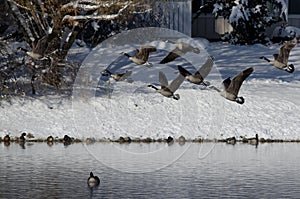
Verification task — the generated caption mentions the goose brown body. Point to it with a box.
[160,41,200,64]
[260,37,297,73]
[123,45,156,65]
[148,71,184,100]
[178,56,214,85]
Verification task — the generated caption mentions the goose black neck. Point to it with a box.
[123,52,131,58]
[148,84,158,90]
[104,69,112,75]
[260,56,270,62]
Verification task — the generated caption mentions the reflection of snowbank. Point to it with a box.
[86,142,193,173]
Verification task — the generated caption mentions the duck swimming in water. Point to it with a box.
[3,135,10,143]
[87,172,100,187]
[19,132,26,142]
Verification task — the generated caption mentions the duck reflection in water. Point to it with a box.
[19,133,26,149]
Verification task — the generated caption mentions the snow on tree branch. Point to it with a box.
[6,0,31,11]
[62,0,120,11]
[62,2,131,22]
[7,0,35,42]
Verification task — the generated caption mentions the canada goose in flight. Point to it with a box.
[122,45,157,66]
[103,69,132,81]
[260,37,297,73]
[17,35,49,60]
[178,56,214,86]
[87,172,100,187]
[148,71,185,100]
[210,67,254,104]
[160,41,200,64]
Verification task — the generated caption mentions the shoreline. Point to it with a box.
[2,136,300,144]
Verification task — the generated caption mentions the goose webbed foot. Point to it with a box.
[143,61,153,67]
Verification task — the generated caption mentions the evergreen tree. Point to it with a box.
[198,0,287,44]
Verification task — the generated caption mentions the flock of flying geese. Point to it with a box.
[103,36,298,104]
[17,33,298,104]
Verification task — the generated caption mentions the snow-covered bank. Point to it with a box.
[1,35,300,140]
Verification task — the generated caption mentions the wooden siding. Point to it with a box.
[157,0,192,37]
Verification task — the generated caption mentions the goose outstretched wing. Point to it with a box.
[168,74,185,92]
[33,35,48,55]
[175,42,200,54]
[119,71,132,81]
[226,67,254,96]
[222,77,231,90]
[277,45,291,64]
[159,48,182,64]
[136,45,156,61]
[277,37,297,64]
[197,56,214,78]
[178,65,192,76]
[159,71,169,88]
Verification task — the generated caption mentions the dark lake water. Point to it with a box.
[1,142,300,198]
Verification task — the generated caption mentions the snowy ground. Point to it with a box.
[1,30,300,141]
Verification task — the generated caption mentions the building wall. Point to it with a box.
[192,14,218,39]
[289,16,300,28]
[192,14,232,40]
[192,1,300,39]
[162,0,300,39]
[157,0,192,37]
[286,0,300,28]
